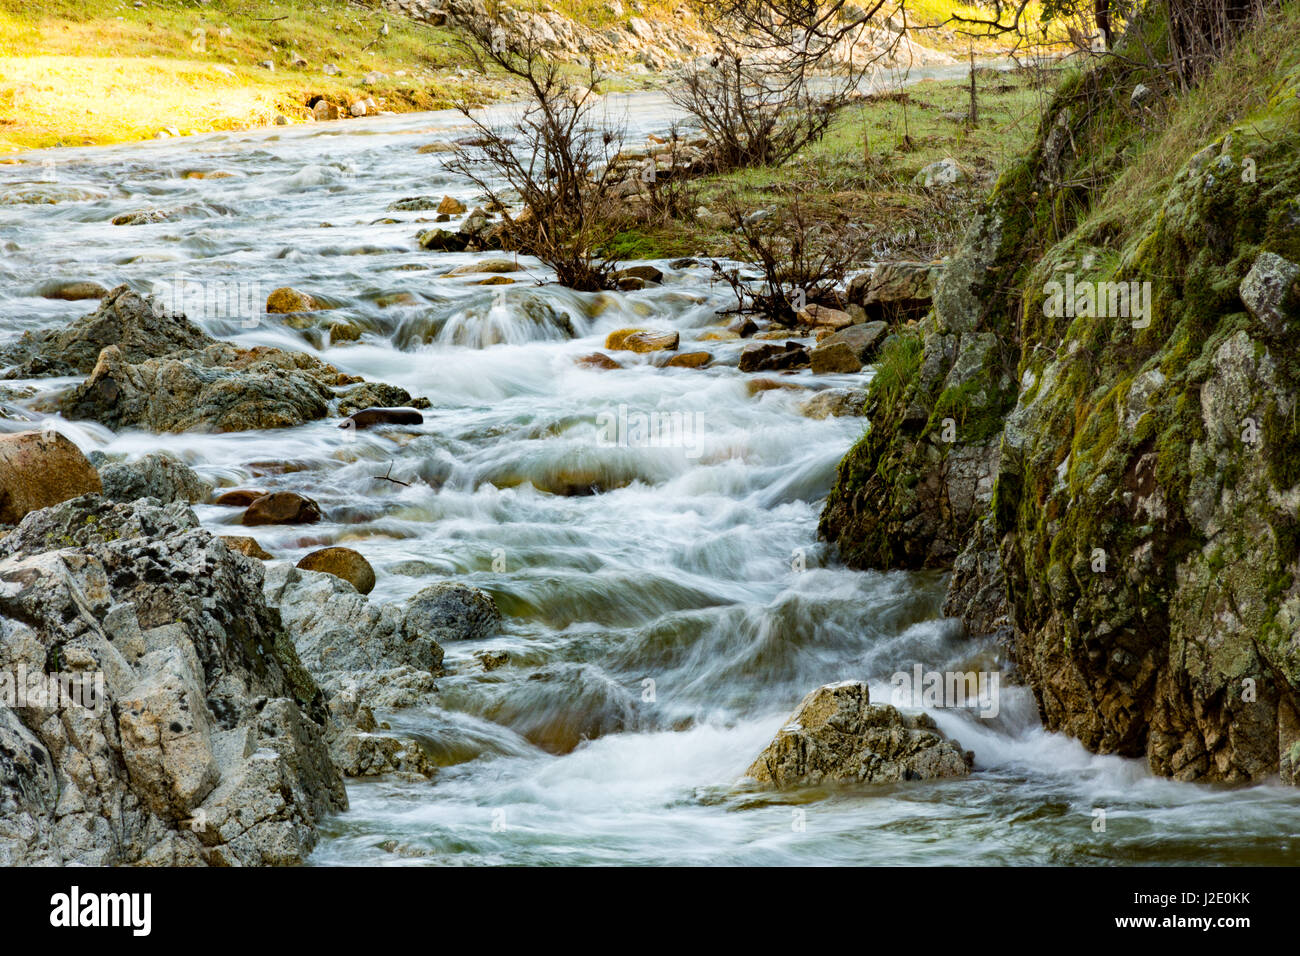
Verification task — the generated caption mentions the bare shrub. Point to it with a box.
[710,193,865,323]
[671,1,907,173]
[446,11,626,291]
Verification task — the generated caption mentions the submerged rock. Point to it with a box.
[0,496,344,865]
[447,258,521,276]
[342,406,424,429]
[241,492,323,526]
[744,681,973,787]
[605,328,679,352]
[386,196,443,212]
[664,351,711,368]
[576,352,622,370]
[38,280,108,302]
[0,431,102,524]
[266,287,324,314]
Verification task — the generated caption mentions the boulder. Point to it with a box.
[60,343,337,433]
[0,431,102,525]
[3,285,214,378]
[797,303,853,329]
[112,209,170,226]
[0,496,344,866]
[810,321,887,374]
[437,195,467,215]
[913,158,967,187]
[605,328,679,352]
[405,582,502,643]
[799,387,869,419]
[99,453,212,505]
[848,261,939,320]
[738,341,810,373]
[296,546,376,594]
[241,492,323,526]
[475,650,510,671]
[417,228,468,252]
[459,208,494,245]
[263,565,446,677]
[266,287,322,314]
[744,681,973,787]
[747,377,808,396]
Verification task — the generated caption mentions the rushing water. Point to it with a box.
[2,86,1298,866]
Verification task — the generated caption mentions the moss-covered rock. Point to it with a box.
[821,4,1300,784]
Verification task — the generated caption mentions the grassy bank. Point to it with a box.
[0,0,502,151]
[607,63,1060,264]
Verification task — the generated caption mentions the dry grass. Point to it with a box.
[1089,2,1300,240]
[0,0,497,150]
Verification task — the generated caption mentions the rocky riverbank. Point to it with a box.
[819,5,1300,784]
[0,282,512,863]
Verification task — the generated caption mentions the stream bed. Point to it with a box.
[2,88,1298,866]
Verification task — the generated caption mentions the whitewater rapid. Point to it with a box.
[3,87,1298,866]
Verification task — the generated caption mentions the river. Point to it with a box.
[2,83,1298,866]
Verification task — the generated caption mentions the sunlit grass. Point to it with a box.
[0,0,486,150]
